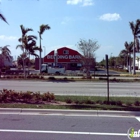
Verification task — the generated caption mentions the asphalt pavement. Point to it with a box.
[0,109,139,140]
[1,80,140,96]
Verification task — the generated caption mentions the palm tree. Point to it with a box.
[0,45,11,57]
[119,42,133,73]
[0,45,11,68]
[38,24,51,73]
[17,25,37,77]
[129,19,140,75]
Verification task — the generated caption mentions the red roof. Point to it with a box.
[43,47,82,63]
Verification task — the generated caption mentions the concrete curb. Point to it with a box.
[0,108,140,117]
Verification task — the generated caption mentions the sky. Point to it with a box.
[0,0,140,62]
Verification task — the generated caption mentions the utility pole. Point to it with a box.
[106,54,109,103]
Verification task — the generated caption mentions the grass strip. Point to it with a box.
[0,96,140,111]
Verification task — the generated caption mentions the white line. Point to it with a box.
[136,117,140,122]
[0,129,127,136]
[0,112,136,118]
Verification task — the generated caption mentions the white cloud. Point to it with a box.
[82,0,93,6]
[99,13,121,21]
[0,35,18,41]
[67,0,82,5]
[67,0,94,6]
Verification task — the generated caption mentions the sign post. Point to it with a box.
[105,54,109,103]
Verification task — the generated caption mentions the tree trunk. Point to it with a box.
[28,54,30,75]
[23,49,26,78]
[86,66,91,79]
[132,37,136,75]
[128,54,131,73]
[39,34,42,74]
[23,58,26,78]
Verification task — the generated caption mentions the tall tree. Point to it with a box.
[0,45,11,68]
[0,45,11,58]
[17,25,39,77]
[119,42,133,73]
[129,19,140,75]
[38,24,50,73]
[77,39,100,78]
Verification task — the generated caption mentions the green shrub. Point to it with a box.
[134,101,140,106]
[65,98,72,104]
[27,75,31,79]
[33,92,41,102]
[40,76,44,79]
[10,91,20,102]
[110,101,117,105]
[116,101,122,106]
[126,102,132,106]
[103,100,109,105]
[63,77,67,80]
[84,99,94,104]
[21,91,33,102]
[74,100,80,104]
[96,100,103,104]
[50,93,55,100]
[0,93,2,102]
[41,92,55,102]
[48,77,56,80]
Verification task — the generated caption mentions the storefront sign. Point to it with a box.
[47,55,81,59]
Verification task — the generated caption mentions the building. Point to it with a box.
[44,47,82,70]
[135,57,140,70]
[35,47,83,70]
[36,47,83,70]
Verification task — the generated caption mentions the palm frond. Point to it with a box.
[39,24,51,35]
[20,25,33,36]
[16,45,24,51]
[0,13,8,24]
[129,21,135,35]
[28,35,37,40]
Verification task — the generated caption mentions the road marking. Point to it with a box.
[0,129,127,136]
[136,117,140,122]
[0,112,137,119]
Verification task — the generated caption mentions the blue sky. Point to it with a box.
[0,0,140,62]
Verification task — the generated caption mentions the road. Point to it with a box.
[0,80,140,96]
[0,111,139,140]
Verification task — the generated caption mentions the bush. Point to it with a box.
[0,89,56,104]
[116,101,122,106]
[84,99,94,104]
[65,98,72,104]
[27,75,31,79]
[63,77,67,80]
[74,100,80,104]
[10,91,20,102]
[110,101,117,105]
[48,77,56,80]
[42,92,55,102]
[40,76,44,79]
[103,100,109,105]
[96,100,103,104]
[21,91,33,102]
[126,102,132,106]
[134,101,140,106]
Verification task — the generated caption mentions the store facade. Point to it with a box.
[43,47,82,70]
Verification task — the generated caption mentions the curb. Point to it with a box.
[0,108,140,117]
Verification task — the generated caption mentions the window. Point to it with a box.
[63,50,69,54]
